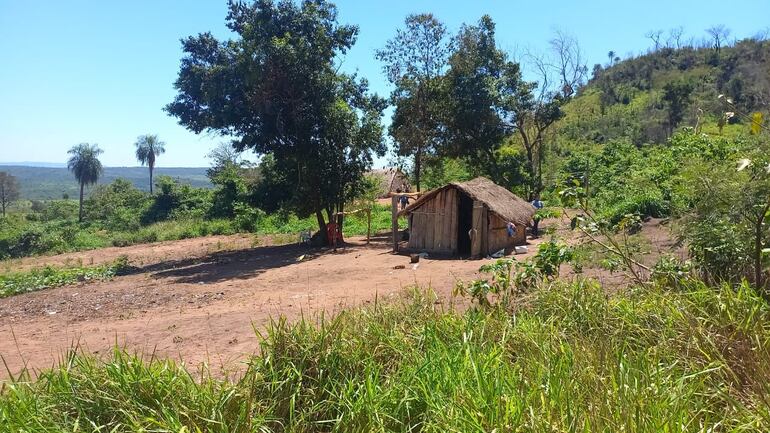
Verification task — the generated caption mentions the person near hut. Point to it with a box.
[397,188,410,210]
[530,196,544,237]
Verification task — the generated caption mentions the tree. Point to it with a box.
[688,151,770,293]
[662,79,695,135]
[668,26,684,49]
[645,29,664,51]
[166,0,384,242]
[376,13,450,191]
[67,143,104,222]
[440,17,566,197]
[607,50,615,66]
[440,16,530,188]
[134,134,166,194]
[0,172,20,217]
[548,31,587,98]
[706,25,731,54]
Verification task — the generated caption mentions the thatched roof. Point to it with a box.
[367,168,410,198]
[399,177,536,226]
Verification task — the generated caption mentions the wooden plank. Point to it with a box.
[434,190,445,251]
[471,201,483,259]
[449,188,452,254]
[425,213,434,251]
[481,206,488,256]
[441,190,451,253]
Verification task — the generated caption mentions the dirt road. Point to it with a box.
[1,234,535,379]
[0,218,680,379]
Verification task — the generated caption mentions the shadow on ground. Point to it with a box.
[144,237,390,284]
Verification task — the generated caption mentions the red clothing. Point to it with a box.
[326,222,343,245]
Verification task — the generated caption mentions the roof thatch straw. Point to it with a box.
[367,168,411,198]
[399,177,536,226]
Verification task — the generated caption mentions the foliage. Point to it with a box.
[166,0,385,238]
[84,178,149,231]
[67,143,104,222]
[141,176,211,224]
[455,239,573,307]
[418,157,473,190]
[0,171,20,216]
[377,13,450,191]
[684,143,770,289]
[0,257,130,298]
[651,255,693,290]
[134,134,166,194]
[5,282,770,431]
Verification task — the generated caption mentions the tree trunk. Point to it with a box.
[337,201,345,242]
[149,167,153,194]
[78,182,84,222]
[415,147,422,192]
[316,210,328,246]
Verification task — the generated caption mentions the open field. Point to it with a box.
[0,219,680,380]
[1,165,210,200]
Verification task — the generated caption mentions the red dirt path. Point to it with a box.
[1,233,546,379]
[0,218,678,380]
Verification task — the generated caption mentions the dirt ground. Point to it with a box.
[0,218,679,380]
[0,232,540,379]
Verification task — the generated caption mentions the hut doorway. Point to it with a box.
[457,192,473,255]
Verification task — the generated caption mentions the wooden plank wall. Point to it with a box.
[407,188,458,254]
[486,213,528,255]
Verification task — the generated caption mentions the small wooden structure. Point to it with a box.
[396,177,536,258]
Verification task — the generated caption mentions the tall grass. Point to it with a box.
[4,281,770,431]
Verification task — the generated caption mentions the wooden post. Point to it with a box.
[470,201,483,259]
[392,195,399,253]
[366,208,371,245]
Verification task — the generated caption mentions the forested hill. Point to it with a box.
[2,166,210,200]
[557,38,770,146]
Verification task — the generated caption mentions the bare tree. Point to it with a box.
[668,26,685,48]
[645,29,664,51]
[706,25,731,53]
[753,27,770,41]
[548,30,588,97]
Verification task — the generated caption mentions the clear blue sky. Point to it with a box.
[0,0,766,167]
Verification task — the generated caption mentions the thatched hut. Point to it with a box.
[398,177,535,257]
[368,168,411,198]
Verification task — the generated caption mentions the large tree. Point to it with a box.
[440,18,569,198]
[134,134,166,194]
[67,143,104,222]
[166,0,384,240]
[0,172,20,217]
[376,13,450,191]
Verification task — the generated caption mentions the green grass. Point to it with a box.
[3,280,770,431]
[253,204,404,237]
[0,257,130,298]
[1,204,402,260]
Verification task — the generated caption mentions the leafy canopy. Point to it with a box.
[166,0,384,227]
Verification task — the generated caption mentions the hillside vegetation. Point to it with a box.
[557,38,769,146]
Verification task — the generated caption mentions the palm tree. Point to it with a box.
[607,50,616,66]
[67,143,104,222]
[134,134,166,193]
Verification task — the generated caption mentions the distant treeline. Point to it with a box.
[2,166,211,200]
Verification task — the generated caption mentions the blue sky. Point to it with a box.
[0,0,767,167]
